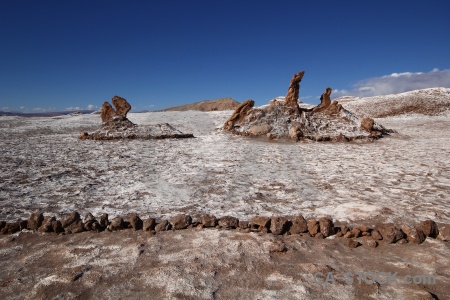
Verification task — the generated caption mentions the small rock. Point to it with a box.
[307,219,320,236]
[218,216,239,229]
[371,229,383,240]
[68,221,85,234]
[129,214,144,230]
[345,239,360,248]
[27,211,44,230]
[201,215,217,227]
[335,231,343,237]
[437,223,450,241]
[143,218,156,231]
[61,212,81,228]
[38,216,56,233]
[155,220,170,232]
[238,220,250,229]
[406,228,426,244]
[108,217,125,231]
[375,224,404,244]
[169,214,191,230]
[83,213,96,224]
[319,217,334,237]
[270,217,289,235]
[269,242,288,253]
[364,237,378,248]
[98,213,109,228]
[51,220,63,233]
[344,231,354,238]
[251,216,271,231]
[351,228,361,238]
[416,220,439,238]
[289,215,308,234]
[356,224,370,233]
[341,226,350,234]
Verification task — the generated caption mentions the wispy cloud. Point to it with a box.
[333,69,450,99]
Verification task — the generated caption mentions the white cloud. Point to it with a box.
[333,69,450,98]
[87,104,96,110]
[65,106,81,111]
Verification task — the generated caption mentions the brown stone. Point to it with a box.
[289,215,308,234]
[108,217,125,231]
[223,99,255,130]
[38,216,56,233]
[416,220,439,238]
[201,215,217,227]
[335,231,343,237]
[218,216,239,229]
[364,237,378,248]
[345,239,360,248]
[270,217,289,235]
[51,220,63,233]
[307,219,320,236]
[289,124,304,140]
[61,212,81,228]
[112,96,131,117]
[371,229,383,240]
[375,224,404,243]
[155,220,171,232]
[361,118,375,132]
[251,216,271,231]
[351,228,361,238]
[356,224,370,233]
[98,213,109,228]
[341,226,350,234]
[437,223,450,241]
[285,71,305,111]
[406,228,426,244]
[249,125,272,136]
[1,222,20,234]
[169,214,191,230]
[238,220,250,229]
[28,211,44,230]
[269,242,288,253]
[129,214,143,231]
[319,217,335,237]
[143,218,156,231]
[344,231,354,239]
[67,221,84,234]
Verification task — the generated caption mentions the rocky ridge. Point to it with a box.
[161,97,240,112]
[223,71,393,141]
[79,96,194,140]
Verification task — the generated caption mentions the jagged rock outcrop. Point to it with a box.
[223,99,255,130]
[284,71,305,113]
[80,96,194,140]
[223,71,393,142]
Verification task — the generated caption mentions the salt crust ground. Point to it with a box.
[0,110,449,226]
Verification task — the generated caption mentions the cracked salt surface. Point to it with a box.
[1,109,449,225]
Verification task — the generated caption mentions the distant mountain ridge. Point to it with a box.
[160,97,240,112]
[0,110,95,117]
[336,87,450,118]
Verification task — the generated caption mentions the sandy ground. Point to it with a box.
[1,108,450,299]
[1,227,449,300]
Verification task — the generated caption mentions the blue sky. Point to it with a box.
[1,1,450,112]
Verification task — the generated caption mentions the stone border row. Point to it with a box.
[1,212,449,248]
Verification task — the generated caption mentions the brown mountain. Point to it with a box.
[161,97,240,112]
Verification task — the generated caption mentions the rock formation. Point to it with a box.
[223,71,393,142]
[284,71,305,112]
[80,96,194,140]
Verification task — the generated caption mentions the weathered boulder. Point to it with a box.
[66,221,85,234]
[155,220,171,232]
[345,239,360,248]
[51,220,63,233]
[437,223,450,241]
[249,125,272,136]
[289,215,308,234]
[108,217,125,231]
[270,217,289,235]
[251,216,271,231]
[364,237,378,248]
[128,214,143,231]
[61,212,81,228]
[223,100,255,130]
[361,117,375,132]
[38,216,56,233]
[416,220,439,238]
[218,216,239,229]
[371,229,383,240]
[143,218,156,231]
[201,215,217,227]
[375,224,404,243]
[101,102,117,122]
[307,219,320,236]
[28,211,44,230]
[319,217,335,237]
[98,213,109,229]
[169,214,192,230]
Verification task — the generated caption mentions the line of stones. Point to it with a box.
[0,212,445,248]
